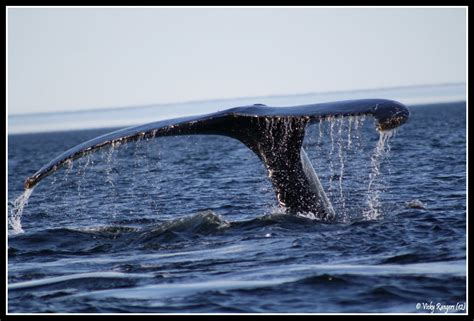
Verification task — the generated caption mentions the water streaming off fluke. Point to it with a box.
[10,99,409,231]
[364,129,396,220]
[8,188,34,234]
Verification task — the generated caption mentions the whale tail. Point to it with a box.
[24,99,409,219]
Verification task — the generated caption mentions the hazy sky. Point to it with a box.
[8,7,466,115]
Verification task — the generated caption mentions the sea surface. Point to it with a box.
[7,93,466,313]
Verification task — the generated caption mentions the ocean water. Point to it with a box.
[7,98,466,313]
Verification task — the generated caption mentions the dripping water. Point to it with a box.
[103,145,117,187]
[336,117,347,222]
[77,155,92,200]
[363,129,396,220]
[8,188,34,234]
[130,134,160,215]
[328,117,336,198]
[318,118,324,147]
[347,116,353,149]
[143,135,161,213]
[353,115,366,149]
[309,114,394,222]
[63,158,74,185]
[101,145,119,218]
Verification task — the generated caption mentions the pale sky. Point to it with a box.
[8,7,466,115]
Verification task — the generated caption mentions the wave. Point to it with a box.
[16,260,462,303]
[8,209,328,249]
[9,271,152,291]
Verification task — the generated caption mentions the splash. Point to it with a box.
[363,129,396,220]
[8,188,35,234]
[405,199,427,209]
[295,211,323,221]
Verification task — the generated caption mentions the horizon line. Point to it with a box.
[8,82,466,118]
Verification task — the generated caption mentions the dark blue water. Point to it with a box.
[8,102,466,313]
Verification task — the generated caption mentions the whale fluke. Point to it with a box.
[24,99,409,219]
